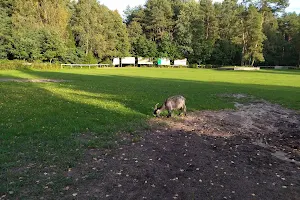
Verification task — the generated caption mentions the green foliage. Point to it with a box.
[175,1,197,57]
[11,31,41,61]
[174,0,218,64]
[277,13,300,66]
[249,0,289,13]
[84,52,98,64]
[63,48,85,64]
[1,0,130,63]
[211,0,243,65]
[211,40,241,65]
[0,0,299,66]
[158,34,180,59]
[188,63,198,68]
[71,1,130,61]
[110,11,131,58]
[144,0,174,41]
[244,5,266,65]
[234,5,266,66]
[0,60,61,70]
[40,29,67,63]
[134,36,158,58]
[124,5,145,25]
[0,7,12,59]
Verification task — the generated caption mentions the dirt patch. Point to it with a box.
[154,100,300,159]
[0,78,68,83]
[60,98,300,200]
[218,93,251,99]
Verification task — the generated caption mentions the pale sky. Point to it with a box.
[99,0,300,16]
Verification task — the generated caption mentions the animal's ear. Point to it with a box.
[154,103,159,110]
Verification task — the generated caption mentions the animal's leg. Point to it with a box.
[183,105,187,116]
[167,110,172,118]
[179,108,183,116]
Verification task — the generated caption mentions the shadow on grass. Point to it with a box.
[0,68,300,197]
[219,69,300,76]
[20,68,300,109]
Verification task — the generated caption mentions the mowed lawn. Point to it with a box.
[0,68,300,197]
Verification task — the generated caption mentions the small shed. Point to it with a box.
[158,58,170,66]
[174,58,187,66]
[121,57,135,67]
[113,58,120,66]
[138,57,153,65]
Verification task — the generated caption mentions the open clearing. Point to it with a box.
[0,68,299,199]
[67,98,300,200]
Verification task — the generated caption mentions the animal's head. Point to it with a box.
[153,103,161,117]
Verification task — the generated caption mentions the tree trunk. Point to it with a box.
[298,52,300,67]
[86,38,89,56]
[281,46,285,65]
[206,16,209,40]
[251,43,258,66]
[251,57,255,66]
[241,31,246,66]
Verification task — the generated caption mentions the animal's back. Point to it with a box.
[165,95,186,109]
[166,95,185,101]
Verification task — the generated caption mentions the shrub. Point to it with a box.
[100,58,112,65]
[0,60,60,70]
[188,64,198,68]
[173,65,188,68]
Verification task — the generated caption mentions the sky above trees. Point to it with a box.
[100,0,300,15]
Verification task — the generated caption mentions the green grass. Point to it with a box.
[0,68,300,198]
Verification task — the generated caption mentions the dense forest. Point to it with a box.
[0,0,299,66]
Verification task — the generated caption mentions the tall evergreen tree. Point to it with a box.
[278,13,300,66]
[144,0,174,41]
[0,1,13,59]
[175,1,198,58]
[237,5,266,66]
[247,0,289,13]
[211,0,242,65]
[109,11,131,58]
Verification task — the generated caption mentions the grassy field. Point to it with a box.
[0,68,300,197]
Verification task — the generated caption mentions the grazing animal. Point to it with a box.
[153,95,186,117]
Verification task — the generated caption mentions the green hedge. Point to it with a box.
[0,60,61,70]
[0,60,240,70]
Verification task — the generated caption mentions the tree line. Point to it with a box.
[0,0,299,66]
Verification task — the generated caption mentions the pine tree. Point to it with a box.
[109,11,131,58]
[0,4,12,59]
[238,5,266,66]
[144,0,174,41]
[278,13,300,66]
